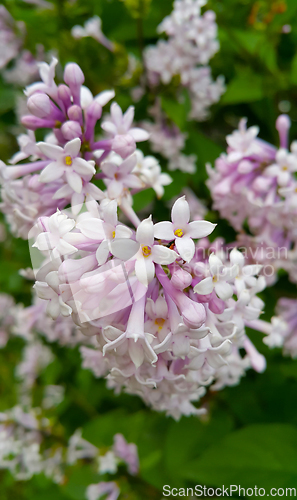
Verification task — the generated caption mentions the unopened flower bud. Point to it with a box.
[21,115,56,130]
[64,63,85,105]
[276,114,291,149]
[64,63,85,87]
[61,120,82,140]
[84,101,103,141]
[57,84,72,112]
[112,134,136,158]
[68,105,83,124]
[171,268,192,290]
[27,93,51,118]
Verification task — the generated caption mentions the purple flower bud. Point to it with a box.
[208,292,225,314]
[276,114,291,149]
[84,101,103,141]
[57,84,72,112]
[67,105,83,124]
[64,63,85,87]
[111,134,136,158]
[21,115,57,130]
[180,296,206,329]
[64,63,85,105]
[171,268,192,290]
[27,93,51,118]
[61,120,82,140]
[27,93,65,122]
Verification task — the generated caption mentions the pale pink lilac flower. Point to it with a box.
[154,196,216,262]
[71,16,114,51]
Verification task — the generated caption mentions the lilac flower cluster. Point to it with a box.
[30,195,267,418]
[142,100,197,174]
[144,0,225,120]
[0,5,46,92]
[0,6,25,70]
[0,292,138,493]
[0,59,271,419]
[208,115,297,283]
[0,59,171,238]
[0,403,138,491]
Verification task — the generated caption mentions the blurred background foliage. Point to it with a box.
[1,0,297,498]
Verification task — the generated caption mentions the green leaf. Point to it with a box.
[133,187,155,212]
[290,53,297,85]
[62,466,99,500]
[164,412,234,482]
[0,88,15,115]
[221,71,264,104]
[230,29,264,55]
[183,424,297,489]
[161,93,191,131]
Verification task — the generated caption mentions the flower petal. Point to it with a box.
[115,225,132,239]
[136,216,154,246]
[215,281,233,300]
[76,218,106,240]
[151,245,177,265]
[194,277,214,295]
[129,128,150,142]
[37,142,63,160]
[96,240,110,265]
[135,257,155,285]
[64,137,81,158]
[40,163,64,183]
[154,221,175,241]
[188,220,216,239]
[65,170,83,193]
[95,89,115,106]
[171,196,190,226]
[175,236,195,263]
[73,157,95,175]
[110,239,140,261]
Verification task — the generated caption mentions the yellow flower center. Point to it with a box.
[282,165,288,171]
[112,231,116,239]
[174,228,184,238]
[212,275,218,283]
[142,246,151,258]
[65,155,73,166]
[155,318,165,329]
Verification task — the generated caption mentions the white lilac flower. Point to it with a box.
[102,103,149,158]
[86,482,120,500]
[134,216,178,285]
[101,153,144,200]
[67,429,98,465]
[264,148,297,187]
[25,57,58,98]
[226,118,261,163]
[38,138,95,193]
[133,150,172,198]
[98,451,118,474]
[229,247,262,294]
[154,196,216,262]
[33,211,77,256]
[194,253,239,300]
[77,199,133,264]
[71,16,114,52]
